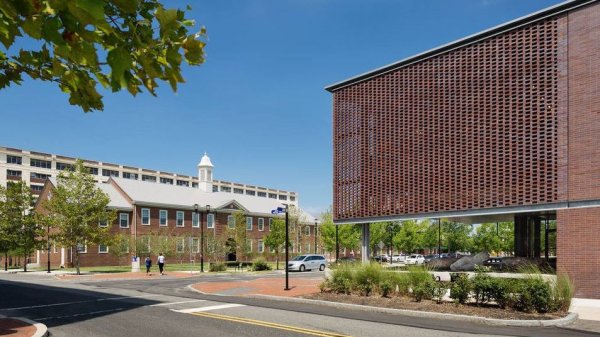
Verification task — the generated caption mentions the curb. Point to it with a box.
[14,317,48,337]
[0,316,48,337]
[246,294,578,327]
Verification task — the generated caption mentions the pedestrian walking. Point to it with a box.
[157,253,165,275]
[145,256,152,275]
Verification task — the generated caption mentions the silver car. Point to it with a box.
[287,254,327,272]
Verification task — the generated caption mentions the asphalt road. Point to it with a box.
[0,272,597,337]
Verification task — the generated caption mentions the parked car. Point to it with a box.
[374,254,389,263]
[483,257,504,270]
[391,254,407,263]
[424,254,440,263]
[405,254,425,265]
[287,254,327,272]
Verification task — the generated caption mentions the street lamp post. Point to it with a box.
[284,204,290,291]
[335,224,339,263]
[314,219,318,254]
[388,224,394,265]
[47,224,51,273]
[438,218,442,256]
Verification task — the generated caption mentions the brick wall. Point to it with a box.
[557,207,600,299]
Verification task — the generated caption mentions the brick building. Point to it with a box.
[27,153,316,268]
[326,0,600,298]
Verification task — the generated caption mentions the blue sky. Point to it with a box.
[0,0,563,216]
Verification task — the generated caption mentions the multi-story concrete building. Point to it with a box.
[0,146,298,205]
[327,0,600,298]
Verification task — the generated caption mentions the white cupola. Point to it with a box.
[197,153,214,192]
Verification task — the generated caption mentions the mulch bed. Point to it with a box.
[301,292,567,320]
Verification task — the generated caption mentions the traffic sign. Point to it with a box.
[271,207,286,215]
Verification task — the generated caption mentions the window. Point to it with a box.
[192,182,199,188]
[258,240,264,253]
[305,243,311,253]
[177,180,189,187]
[176,238,185,253]
[290,196,296,202]
[76,242,87,253]
[31,172,51,180]
[278,195,288,201]
[99,219,108,227]
[160,177,173,184]
[102,169,119,177]
[246,190,255,196]
[233,188,243,194]
[85,167,99,175]
[159,210,168,226]
[119,213,130,228]
[258,218,264,231]
[207,213,214,229]
[176,211,184,227]
[141,208,150,225]
[142,175,156,182]
[304,226,310,236]
[257,192,267,197]
[246,239,252,252]
[246,217,253,231]
[268,193,277,199]
[99,245,109,254]
[56,162,74,171]
[7,169,21,177]
[221,186,231,193]
[123,172,138,180]
[269,218,273,231]
[6,155,22,165]
[30,158,51,169]
[191,238,200,253]
[192,212,199,227]
[212,185,219,192]
[228,215,235,229]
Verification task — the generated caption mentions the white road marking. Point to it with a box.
[1,294,162,310]
[172,303,245,313]
[150,300,207,307]
[34,308,125,321]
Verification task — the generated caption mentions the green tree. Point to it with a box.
[224,210,251,261]
[110,232,131,265]
[369,222,388,256]
[444,222,472,253]
[0,185,18,271]
[471,223,502,254]
[394,220,426,254]
[338,224,360,255]
[205,231,228,264]
[1,182,41,272]
[41,160,115,274]
[420,219,439,253]
[0,0,206,112]
[264,217,285,269]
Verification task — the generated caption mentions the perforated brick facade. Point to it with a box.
[332,17,562,221]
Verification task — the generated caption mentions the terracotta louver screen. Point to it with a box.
[333,17,560,221]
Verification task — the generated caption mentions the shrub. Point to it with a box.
[472,272,493,305]
[319,279,331,293]
[387,272,411,296]
[252,258,272,271]
[353,263,383,297]
[330,264,354,295]
[450,274,471,304]
[209,263,227,272]
[412,278,435,302]
[514,277,551,313]
[380,280,393,297]
[432,281,448,304]
[550,273,575,312]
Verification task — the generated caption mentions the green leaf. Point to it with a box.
[182,36,205,65]
[111,0,138,14]
[22,16,43,39]
[75,0,105,22]
[155,6,178,36]
[107,47,132,90]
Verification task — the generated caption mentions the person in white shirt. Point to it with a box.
[157,253,165,275]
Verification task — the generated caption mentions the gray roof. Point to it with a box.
[110,178,316,222]
[48,178,132,210]
[325,0,595,92]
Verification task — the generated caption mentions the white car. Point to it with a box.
[287,254,327,272]
[391,254,406,263]
[405,254,425,265]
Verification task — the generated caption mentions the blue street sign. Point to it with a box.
[271,207,286,215]
[271,210,276,214]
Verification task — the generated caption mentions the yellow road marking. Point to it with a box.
[189,311,352,337]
